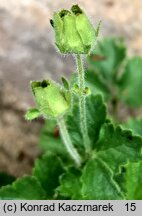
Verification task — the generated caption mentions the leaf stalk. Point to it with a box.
[76,54,91,153]
[57,116,81,167]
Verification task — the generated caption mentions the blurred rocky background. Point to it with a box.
[0,0,142,177]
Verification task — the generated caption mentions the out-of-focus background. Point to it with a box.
[0,0,142,177]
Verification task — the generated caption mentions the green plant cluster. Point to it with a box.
[0,5,142,200]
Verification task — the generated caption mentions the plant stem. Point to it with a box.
[57,116,81,167]
[76,54,91,153]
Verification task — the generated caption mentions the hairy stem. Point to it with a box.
[57,116,81,167]
[76,54,91,153]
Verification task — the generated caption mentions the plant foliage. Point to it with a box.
[0,5,142,200]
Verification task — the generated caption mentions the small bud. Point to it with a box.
[83,87,91,95]
[31,80,71,119]
[52,5,96,54]
[72,84,79,94]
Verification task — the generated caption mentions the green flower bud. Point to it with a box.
[31,80,71,119]
[51,5,96,54]
[83,87,91,96]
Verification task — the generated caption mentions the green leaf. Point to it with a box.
[125,161,142,199]
[0,176,46,200]
[25,108,40,120]
[67,94,106,148]
[61,76,70,90]
[38,119,67,156]
[97,123,142,172]
[123,118,142,136]
[119,57,142,107]
[85,70,111,101]
[81,157,123,199]
[0,172,15,188]
[88,37,126,81]
[114,166,126,195]
[57,167,82,199]
[66,106,83,148]
[86,95,106,146]
[33,153,64,198]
